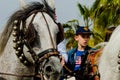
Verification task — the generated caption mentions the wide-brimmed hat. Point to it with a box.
[75,26,92,35]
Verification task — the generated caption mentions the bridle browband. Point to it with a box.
[0,10,60,78]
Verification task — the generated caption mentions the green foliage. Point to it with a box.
[65,29,74,39]
[89,0,120,46]
[62,20,78,50]
[77,3,91,27]
[62,0,120,49]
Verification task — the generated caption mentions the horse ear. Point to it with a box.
[48,0,55,10]
[18,0,26,9]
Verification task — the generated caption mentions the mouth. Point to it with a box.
[84,42,88,45]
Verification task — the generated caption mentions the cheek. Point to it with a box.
[74,36,79,41]
[75,38,79,41]
[76,37,82,41]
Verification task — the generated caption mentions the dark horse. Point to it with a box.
[0,0,63,80]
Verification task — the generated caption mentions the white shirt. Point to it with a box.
[57,39,68,62]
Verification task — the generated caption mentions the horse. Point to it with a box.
[86,47,104,80]
[98,25,120,80]
[85,26,117,80]
[0,0,63,80]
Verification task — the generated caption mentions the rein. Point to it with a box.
[0,72,42,78]
[0,72,35,78]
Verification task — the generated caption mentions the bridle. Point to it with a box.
[0,10,60,79]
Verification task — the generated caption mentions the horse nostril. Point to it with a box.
[45,66,53,73]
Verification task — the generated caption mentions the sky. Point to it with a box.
[0,0,95,30]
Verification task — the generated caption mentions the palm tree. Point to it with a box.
[90,0,120,45]
[77,3,92,27]
[62,20,79,51]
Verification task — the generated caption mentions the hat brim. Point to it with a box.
[75,32,92,35]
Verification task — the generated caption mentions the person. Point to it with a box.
[53,9,68,66]
[63,26,95,80]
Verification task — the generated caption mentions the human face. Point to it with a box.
[74,34,91,47]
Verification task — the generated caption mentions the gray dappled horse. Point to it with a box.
[98,25,120,80]
[0,0,63,80]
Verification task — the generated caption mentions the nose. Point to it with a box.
[44,64,55,75]
[45,65,53,73]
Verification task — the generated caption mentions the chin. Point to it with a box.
[82,44,87,47]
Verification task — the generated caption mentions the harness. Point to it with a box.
[0,10,60,79]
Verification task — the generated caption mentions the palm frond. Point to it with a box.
[77,3,85,15]
[91,0,100,11]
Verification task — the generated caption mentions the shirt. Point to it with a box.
[74,50,86,71]
[57,39,68,62]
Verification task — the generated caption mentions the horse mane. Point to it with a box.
[0,1,55,53]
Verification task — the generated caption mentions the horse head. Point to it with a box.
[0,0,63,80]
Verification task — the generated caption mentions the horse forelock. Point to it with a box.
[42,0,55,19]
[25,23,40,48]
[0,1,55,54]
